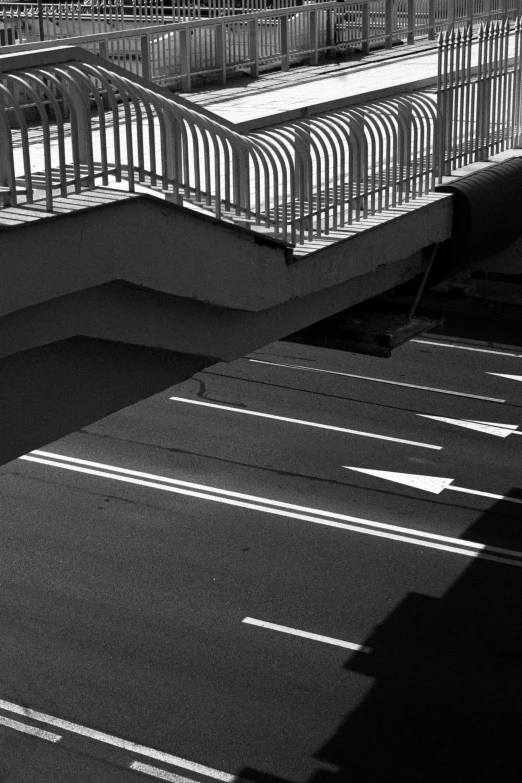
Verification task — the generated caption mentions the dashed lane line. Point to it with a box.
[168,396,443,450]
[242,618,371,653]
[247,359,506,402]
[0,714,61,743]
[130,763,198,782]
[17,451,522,566]
[0,698,245,783]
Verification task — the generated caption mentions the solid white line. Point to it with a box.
[411,339,522,358]
[247,359,506,402]
[130,762,196,782]
[449,485,522,505]
[0,698,237,782]
[19,452,522,566]
[168,396,442,450]
[243,617,370,653]
[0,714,61,743]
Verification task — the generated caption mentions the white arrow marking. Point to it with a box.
[487,373,522,382]
[343,467,455,494]
[343,466,522,504]
[417,415,520,438]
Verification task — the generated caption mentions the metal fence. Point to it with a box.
[3,0,522,90]
[437,17,522,174]
[2,0,522,84]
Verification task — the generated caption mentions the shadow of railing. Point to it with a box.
[237,491,522,782]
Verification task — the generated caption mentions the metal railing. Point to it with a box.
[3,0,522,91]
[1,22,522,245]
[437,17,522,174]
[0,50,438,245]
[2,0,522,92]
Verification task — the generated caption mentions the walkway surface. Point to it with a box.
[184,34,516,131]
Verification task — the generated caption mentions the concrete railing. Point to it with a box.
[2,0,522,89]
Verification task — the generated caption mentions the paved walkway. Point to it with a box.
[184,34,517,131]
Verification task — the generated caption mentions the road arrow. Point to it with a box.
[417,415,520,438]
[487,373,522,382]
[343,466,522,504]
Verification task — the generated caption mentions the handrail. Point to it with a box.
[1,0,520,92]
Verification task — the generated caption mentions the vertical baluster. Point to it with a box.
[513,17,522,144]
[141,34,150,80]
[216,19,227,83]
[407,0,414,43]
[180,28,191,90]
[280,13,289,69]
[385,0,392,47]
[249,18,259,76]
[428,0,435,39]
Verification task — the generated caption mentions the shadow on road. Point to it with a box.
[237,492,522,782]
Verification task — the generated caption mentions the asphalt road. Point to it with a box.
[0,334,521,782]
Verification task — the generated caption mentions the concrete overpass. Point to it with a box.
[1,34,521,466]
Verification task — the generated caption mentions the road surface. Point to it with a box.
[0,334,521,782]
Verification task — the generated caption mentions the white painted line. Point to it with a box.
[343,466,522,505]
[412,339,522,358]
[487,373,522,382]
[0,714,61,743]
[243,617,370,653]
[130,761,196,782]
[18,451,522,566]
[344,466,454,495]
[248,359,506,402]
[169,396,442,450]
[0,698,237,782]
[417,415,519,438]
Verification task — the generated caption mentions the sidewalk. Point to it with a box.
[184,32,517,131]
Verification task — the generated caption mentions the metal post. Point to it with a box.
[407,0,414,45]
[249,19,259,78]
[385,0,393,48]
[280,14,289,71]
[215,21,227,84]
[362,3,370,55]
[140,35,151,81]
[180,28,191,91]
[428,0,435,40]
[309,8,319,64]
[37,0,45,41]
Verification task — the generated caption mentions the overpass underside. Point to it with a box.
[1,37,521,465]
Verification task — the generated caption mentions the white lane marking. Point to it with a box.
[412,339,522,358]
[417,415,520,438]
[243,617,370,653]
[169,396,442,450]
[248,359,506,402]
[343,466,522,505]
[0,714,61,743]
[488,373,522,382]
[18,452,522,565]
[0,698,238,783]
[130,762,197,782]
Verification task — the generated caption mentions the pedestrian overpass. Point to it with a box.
[1,20,521,465]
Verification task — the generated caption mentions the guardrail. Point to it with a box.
[1,0,522,90]
[437,18,522,173]
[0,22,521,246]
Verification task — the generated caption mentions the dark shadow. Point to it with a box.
[236,492,522,782]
